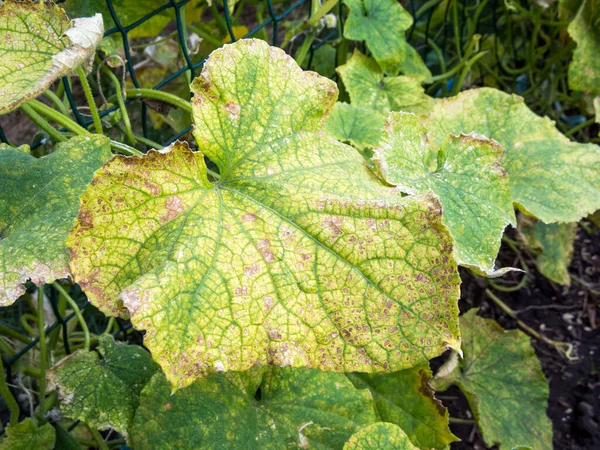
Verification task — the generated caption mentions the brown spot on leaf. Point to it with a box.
[224,101,241,120]
[160,196,185,223]
[77,208,93,229]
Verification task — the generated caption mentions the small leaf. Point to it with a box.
[422,88,600,223]
[373,112,515,275]
[68,39,460,390]
[131,367,378,449]
[519,218,577,286]
[0,135,112,305]
[0,1,103,114]
[567,0,600,95]
[0,418,55,450]
[337,51,434,115]
[47,335,159,436]
[347,365,457,449]
[342,0,431,78]
[343,423,418,450]
[432,309,553,450]
[323,103,386,150]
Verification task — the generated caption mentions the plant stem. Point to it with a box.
[0,325,31,344]
[103,317,116,335]
[37,288,47,416]
[89,426,109,450]
[124,89,192,114]
[448,417,475,425]
[187,23,226,48]
[110,139,143,156]
[103,68,135,145]
[28,100,88,136]
[77,66,103,134]
[307,0,339,28]
[133,134,163,150]
[53,283,90,352]
[485,290,576,360]
[206,167,221,181]
[295,32,316,66]
[565,118,595,137]
[43,89,70,116]
[0,357,19,426]
[20,104,67,143]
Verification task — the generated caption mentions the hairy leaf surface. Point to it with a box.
[347,364,457,449]
[47,335,159,436]
[422,88,600,223]
[0,135,111,305]
[337,51,434,115]
[373,112,515,275]
[342,0,431,78]
[323,103,386,150]
[520,219,577,286]
[0,1,103,114]
[567,0,600,95]
[68,39,460,390]
[0,418,55,450]
[433,309,552,450]
[131,367,378,449]
[343,423,418,450]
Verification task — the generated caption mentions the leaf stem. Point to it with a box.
[124,89,192,114]
[0,356,19,426]
[53,283,90,352]
[43,89,70,117]
[0,325,30,345]
[77,66,103,134]
[37,288,47,416]
[449,417,475,424]
[103,67,135,145]
[110,139,143,156]
[307,0,339,28]
[28,100,88,136]
[19,104,67,143]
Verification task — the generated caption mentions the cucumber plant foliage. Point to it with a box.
[3,1,596,448]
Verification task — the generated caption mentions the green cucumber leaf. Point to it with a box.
[68,39,461,390]
[373,112,516,276]
[432,309,552,450]
[422,88,600,223]
[567,0,600,95]
[342,0,431,79]
[131,367,378,449]
[343,423,418,450]
[519,218,577,286]
[0,135,111,306]
[323,103,386,150]
[0,418,55,450]
[47,335,159,436]
[0,1,103,114]
[347,364,457,449]
[337,51,434,115]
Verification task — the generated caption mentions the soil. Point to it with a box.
[442,221,600,450]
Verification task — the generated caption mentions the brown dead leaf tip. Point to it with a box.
[418,369,446,416]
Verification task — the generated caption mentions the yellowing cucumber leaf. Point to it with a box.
[347,364,457,449]
[323,103,386,150]
[131,367,378,449]
[432,309,552,450]
[567,0,600,95]
[0,418,55,450]
[47,335,160,436]
[519,218,577,286]
[422,88,600,223]
[68,39,460,390]
[344,423,418,450]
[373,112,516,276]
[343,0,431,79]
[0,135,111,306]
[337,51,434,115]
[0,1,103,114]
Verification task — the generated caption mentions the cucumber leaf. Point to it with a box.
[0,135,111,306]
[323,103,386,150]
[422,88,600,223]
[0,418,55,450]
[68,39,461,390]
[567,0,600,95]
[0,1,103,114]
[373,112,515,276]
[432,309,552,450]
[343,423,418,450]
[47,335,160,436]
[131,367,378,449]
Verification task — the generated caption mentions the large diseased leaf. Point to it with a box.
[347,364,457,449]
[373,112,516,276]
[520,218,577,286]
[323,103,386,151]
[0,1,103,114]
[567,0,600,95]
[46,335,159,436]
[337,51,434,115]
[0,418,55,450]
[422,88,600,223]
[131,367,378,449]
[343,423,418,450]
[0,135,111,306]
[342,0,431,78]
[432,309,552,450]
[68,39,461,390]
